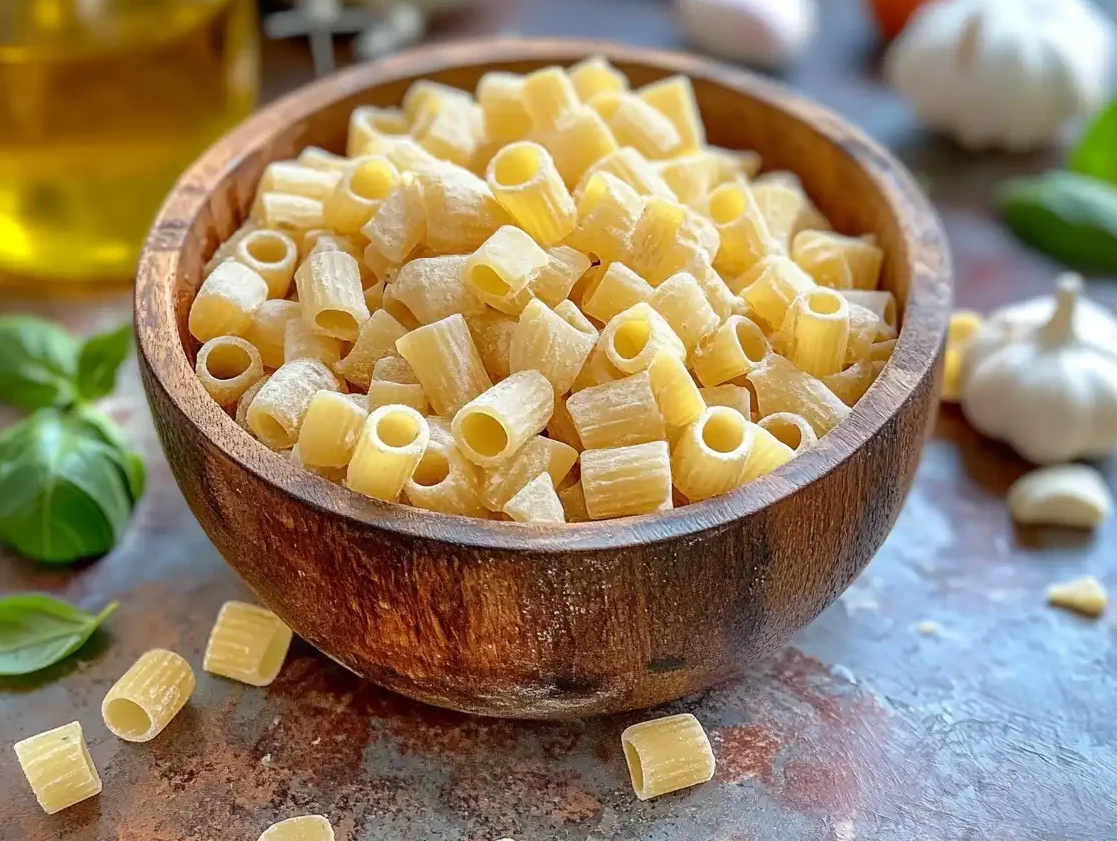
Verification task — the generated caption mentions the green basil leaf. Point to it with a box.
[0,316,78,410]
[0,594,117,676]
[71,405,146,501]
[0,410,135,563]
[1070,98,1117,186]
[76,324,133,402]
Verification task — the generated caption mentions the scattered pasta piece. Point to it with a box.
[102,649,195,742]
[14,722,102,814]
[258,815,335,841]
[942,309,983,403]
[1008,465,1113,529]
[621,713,715,800]
[1046,576,1108,618]
[204,601,294,686]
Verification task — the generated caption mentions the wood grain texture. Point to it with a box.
[134,39,951,718]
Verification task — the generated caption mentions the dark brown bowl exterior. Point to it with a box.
[135,39,951,719]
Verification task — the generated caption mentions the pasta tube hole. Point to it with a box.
[243,231,291,264]
[734,319,768,363]
[701,408,747,454]
[623,739,646,794]
[350,160,397,201]
[255,413,290,447]
[205,342,254,380]
[764,416,803,450]
[376,410,423,449]
[412,449,450,487]
[103,698,152,740]
[807,289,843,316]
[492,143,544,187]
[469,265,513,298]
[708,185,745,225]
[612,318,652,360]
[315,310,360,338]
[459,411,510,459]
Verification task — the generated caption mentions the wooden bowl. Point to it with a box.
[135,39,951,719]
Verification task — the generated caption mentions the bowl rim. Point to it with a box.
[135,37,951,554]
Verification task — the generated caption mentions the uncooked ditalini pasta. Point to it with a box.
[510,299,596,395]
[349,104,408,156]
[195,336,264,406]
[780,288,850,378]
[363,173,426,264]
[368,380,429,414]
[701,384,753,419]
[236,373,272,431]
[254,192,325,231]
[261,161,341,200]
[466,309,518,381]
[530,246,593,306]
[452,371,554,467]
[417,163,510,255]
[245,299,300,368]
[554,299,599,339]
[741,256,817,330]
[521,66,580,132]
[845,303,886,363]
[647,271,720,355]
[692,315,770,387]
[295,250,369,341]
[486,142,577,246]
[14,721,101,814]
[628,196,719,285]
[404,418,489,517]
[581,440,673,519]
[189,260,269,343]
[101,649,195,743]
[247,358,340,450]
[649,352,705,428]
[234,228,298,298]
[482,434,579,510]
[323,156,400,235]
[465,225,550,312]
[748,354,850,436]
[757,412,817,453]
[871,339,896,362]
[372,355,419,384]
[297,390,369,468]
[672,406,755,500]
[655,153,718,209]
[392,255,480,325]
[396,314,493,417]
[621,713,715,800]
[540,106,620,188]
[284,317,343,371]
[477,72,533,143]
[503,472,565,523]
[840,289,897,329]
[582,262,655,324]
[637,75,706,155]
[258,814,335,841]
[347,405,430,500]
[707,181,780,280]
[204,601,294,687]
[600,303,687,375]
[336,309,409,390]
[688,258,739,321]
[792,230,884,291]
[567,370,666,450]
[569,55,628,101]
[299,145,351,172]
[579,146,676,200]
[558,479,590,522]
[744,423,796,480]
[589,92,681,160]
[565,171,643,264]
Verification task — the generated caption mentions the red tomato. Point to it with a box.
[868,0,931,39]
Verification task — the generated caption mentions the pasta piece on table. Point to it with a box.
[101,649,195,743]
[189,260,269,342]
[621,713,715,800]
[14,721,101,814]
[581,440,673,519]
[503,472,565,524]
[258,815,335,841]
[347,404,430,501]
[205,601,293,687]
[196,336,264,407]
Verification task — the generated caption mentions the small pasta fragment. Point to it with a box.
[189,260,269,342]
[196,336,264,406]
[757,412,817,453]
[482,434,578,510]
[510,299,596,395]
[566,171,642,264]
[748,354,850,436]
[261,161,341,200]
[295,250,369,341]
[323,156,400,235]
[600,303,687,375]
[245,298,300,368]
[621,713,715,800]
[465,309,518,382]
[558,479,590,522]
[538,106,620,188]
[780,288,850,378]
[636,75,705,154]
[692,315,770,387]
[477,72,533,143]
[248,358,340,450]
[581,440,673,519]
[529,245,592,306]
[392,254,482,325]
[258,815,335,841]
[792,231,884,291]
[740,256,816,331]
[822,361,881,406]
[649,351,705,428]
[205,601,293,686]
[521,66,580,132]
[569,55,629,101]
[707,181,780,279]
[234,229,298,298]
[396,314,493,416]
[582,262,655,324]
[452,371,555,467]
[337,309,409,390]
[1046,576,1109,617]
[648,271,720,355]
[297,390,369,468]
[486,142,577,246]
[101,649,195,743]
[14,721,101,814]
[942,310,982,403]
[465,225,550,312]
[503,472,565,524]
[589,92,681,160]
[672,406,754,500]
[347,405,430,501]
[567,369,666,449]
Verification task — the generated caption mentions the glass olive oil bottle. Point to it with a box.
[0,0,259,283]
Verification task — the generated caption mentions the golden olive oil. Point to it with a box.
[0,0,260,282]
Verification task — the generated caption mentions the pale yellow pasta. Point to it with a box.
[529,245,592,306]
[465,309,517,382]
[392,255,481,325]
[348,104,408,156]
[821,361,881,406]
[521,65,580,132]
[547,397,583,452]
[581,262,655,324]
[510,299,596,395]
[709,146,763,184]
[941,310,982,402]
[363,280,385,312]
[294,250,369,341]
[569,343,624,393]
[748,354,850,435]
[637,75,705,154]
[304,230,369,278]
[381,284,422,331]
[780,288,850,378]
[600,303,686,375]
[844,303,886,363]
[688,257,740,322]
[378,135,443,175]
[750,181,813,249]
[647,271,720,355]
[621,713,715,800]
[368,380,429,415]
[323,156,400,235]
[101,649,195,743]
[481,434,578,510]
[234,229,298,298]
[477,72,533,143]
[14,721,101,814]
[404,418,489,517]
[255,192,325,231]
[362,172,426,264]
[258,814,335,841]
[465,225,550,311]
[692,315,770,387]
[395,314,493,416]
[373,355,419,384]
[577,146,675,200]
[412,96,480,170]
[347,404,430,501]
[707,181,780,279]
[196,336,264,406]
[588,92,681,160]
[700,384,753,419]
[260,161,341,200]
[757,411,817,452]
[402,80,473,127]
[792,230,884,291]
[839,289,897,329]
[569,55,629,101]
[554,298,599,339]
[565,171,642,264]
[627,196,719,285]
[486,142,577,246]
[247,358,340,449]
[296,390,369,468]
[337,310,409,390]
[740,256,816,330]
[189,260,269,342]
[581,440,673,519]
[871,339,896,362]
[654,153,720,209]
[298,146,350,172]
[557,479,590,522]
[671,407,754,500]
[205,220,260,274]
[538,106,620,188]
[649,352,705,428]
[236,373,272,431]
[452,371,554,467]
[503,472,565,523]
[744,423,796,480]
[417,163,510,255]
[567,369,666,449]
[284,317,343,370]
[204,600,293,687]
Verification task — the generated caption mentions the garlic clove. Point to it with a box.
[1046,576,1108,618]
[1008,464,1113,529]
[674,0,819,70]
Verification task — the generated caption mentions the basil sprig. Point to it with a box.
[0,593,117,676]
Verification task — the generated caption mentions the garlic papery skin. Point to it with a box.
[675,0,819,70]
[884,0,1116,151]
[961,274,1117,464]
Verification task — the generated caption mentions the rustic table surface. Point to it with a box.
[3,1,1117,839]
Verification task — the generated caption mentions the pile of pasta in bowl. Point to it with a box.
[189,57,896,524]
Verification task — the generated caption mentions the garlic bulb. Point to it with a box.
[884,0,1116,151]
[675,0,818,70]
[961,274,1117,464]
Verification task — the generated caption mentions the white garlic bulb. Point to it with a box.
[884,0,1116,151]
[674,0,819,70]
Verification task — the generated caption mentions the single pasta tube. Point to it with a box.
[378,135,443,175]
[750,181,812,248]
[747,354,850,436]
[758,412,818,453]
[362,173,426,264]
[509,299,596,395]
[101,649,195,743]
[871,339,896,361]
[295,250,369,341]
[655,153,720,209]
[296,390,370,468]
[707,181,780,279]
[600,303,687,375]
[688,257,739,322]
[839,289,897,329]
[195,336,264,406]
[234,229,298,298]
[347,404,431,501]
[740,256,816,331]
[692,315,770,387]
[636,75,706,154]
[566,369,666,449]
[367,380,429,415]
[482,434,579,510]
[14,721,101,815]
[743,423,796,480]
[529,245,592,306]
[260,161,341,200]
[565,171,642,265]
[412,97,480,169]
[649,352,705,428]
[396,314,494,416]
[247,358,340,450]
[569,54,629,101]
[569,343,624,393]
[392,255,481,325]
[372,355,419,385]
[416,162,511,256]
[348,104,408,155]
[298,145,350,172]
[258,815,335,841]
[284,317,342,371]
[554,298,599,339]
[708,146,763,184]
[336,309,409,391]
[521,65,580,132]
[204,220,259,274]
[581,440,673,519]
[404,418,489,517]
[204,601,294,687]
[647,271,720,355]
[464,309,518,381]
[503,472,565,524]
[701,384,753,420]
[465,225,550,311]
[235,373,272,431]
[547,397,583,452]
[539,105,620,188]
[402,80,472,127]
[477,71,533,142]
[322,156,400,235]
[254,193,325,231]
[621,713,715,800]
[245,298,300,368]
[781,288,850,378]
[671,406,755,500]
[578,146,675,200]
[189,260,269,342]
[557,479,590,522]
[627,196,719,285]
[486,142,577,246]
[581,262,655,324]
[588,92,681,160]
[452,371,555,467]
